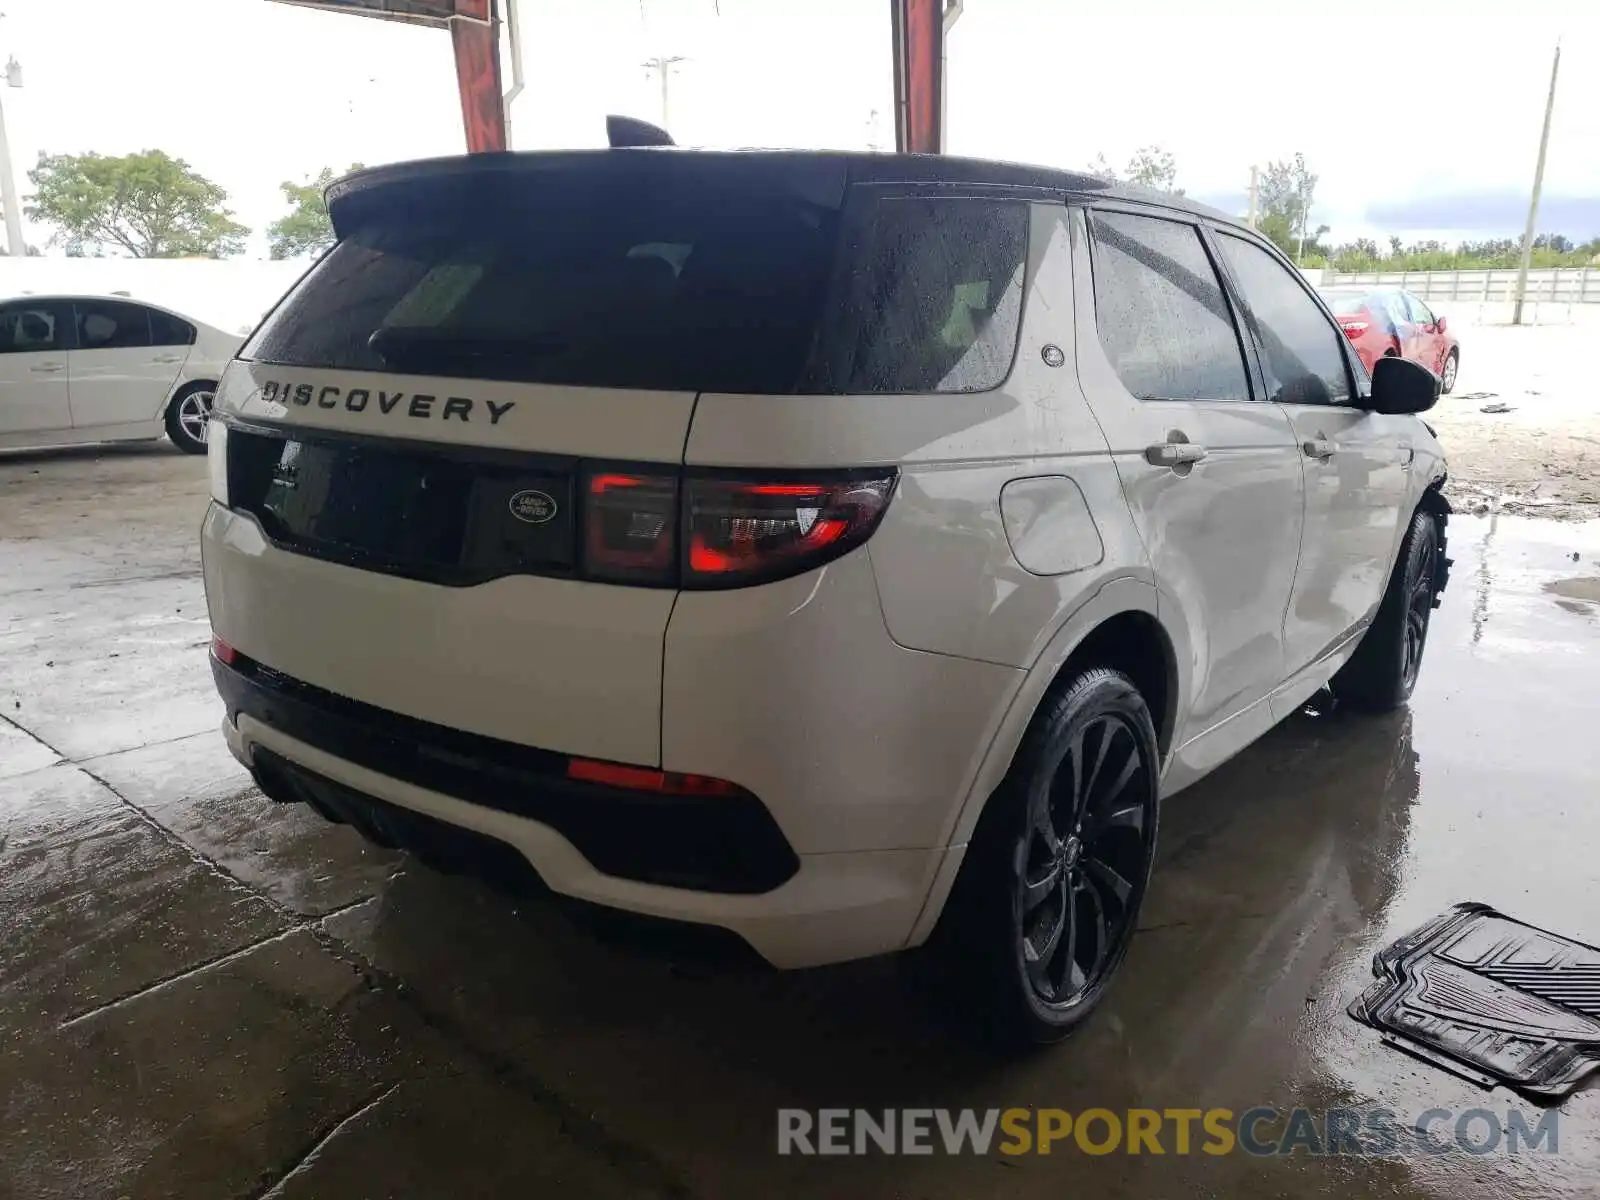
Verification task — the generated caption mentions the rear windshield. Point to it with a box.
[244,168,1028,396]
[1318,290,1371,313]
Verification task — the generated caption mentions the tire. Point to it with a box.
[164,381,217,454]
[1333,509,1440,713]
[926,668,1160,1046]
[1440,349,1459,394]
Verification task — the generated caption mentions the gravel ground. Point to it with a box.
[1424,301,1600,520]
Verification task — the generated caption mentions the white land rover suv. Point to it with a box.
[203,149,1449,1043]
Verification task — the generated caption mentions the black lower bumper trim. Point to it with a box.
[251,748,768,969]
[213,655,799,895]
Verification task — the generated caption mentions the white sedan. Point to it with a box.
[0,294,242,454]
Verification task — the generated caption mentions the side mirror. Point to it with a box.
[1369,354,1440,415]
[1435,315,1448,334]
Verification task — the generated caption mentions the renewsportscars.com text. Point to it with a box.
[777,1106,1560,1157]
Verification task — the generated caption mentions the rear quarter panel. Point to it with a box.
[688,202,1151,671]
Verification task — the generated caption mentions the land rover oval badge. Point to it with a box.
[508,489,557,525]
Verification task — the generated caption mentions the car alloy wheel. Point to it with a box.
[1401,529,1437,692]
[1440,353,1458,393]
[1015,705,1154,1011]
[177,389,215,444]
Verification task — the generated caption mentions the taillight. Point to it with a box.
[582,468,678,584]
[1340,321,1369,340]
[578,466,897,588]
[683,473,896,587]
[211,635,238,665]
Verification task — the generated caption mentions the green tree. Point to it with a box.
[1085,146,1182,194]
[1256,153,1318,260]
[25,150,249,258]
[1123,145,1182,195]
[1084,152,1117,183]
[267,165,361,260]
[1330,237,1383,271]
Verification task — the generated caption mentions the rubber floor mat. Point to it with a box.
[1351,903,1600,1101]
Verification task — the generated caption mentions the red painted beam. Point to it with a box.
[890,0,943,154]
[451,0,506,153]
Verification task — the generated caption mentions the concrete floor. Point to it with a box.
[3,442,1599,1200]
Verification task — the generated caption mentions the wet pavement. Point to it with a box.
[3,443,1599,1199]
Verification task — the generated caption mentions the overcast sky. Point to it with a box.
[1,0,1596,256]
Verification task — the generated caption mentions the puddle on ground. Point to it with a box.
[1545,575,1600,617]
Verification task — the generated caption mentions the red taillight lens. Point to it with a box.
[582,468,678,584]
[683,473,896,587]
[566,757,743,797]
[211,635,238,665]
[1340,321,1369,340]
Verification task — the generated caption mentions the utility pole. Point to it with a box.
[643,55,686,128]
[0,46,23,257]
[1246,165,1258,231]
[1513,40,1561,326]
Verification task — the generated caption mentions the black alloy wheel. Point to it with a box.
[1017,710,1151,1008]
[927,667,1160,1046]
[1400,525,1438,694]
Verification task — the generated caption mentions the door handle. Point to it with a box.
[29,362,65,373]
[1302,437,1336,461]
[152,354,184,363]
[1145,442,1207,468]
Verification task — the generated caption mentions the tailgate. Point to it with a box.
[207,365,695,766]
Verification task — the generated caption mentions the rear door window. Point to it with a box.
[1087,210,1251,402]
[1217,234,1353,406]
[74,300,153,351]
[244,168,1029,396]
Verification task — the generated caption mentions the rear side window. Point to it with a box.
[1088,211,1250,402]
[244,172,1028,396]
[815,197,1028,394]
[75,300,152,350]
[1217,234,1352,406]
[149,309,197,346]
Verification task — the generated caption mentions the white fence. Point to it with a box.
[0,258,308,335]
[1320,267,1600,305]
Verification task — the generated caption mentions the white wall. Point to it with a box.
[0,258,309,336]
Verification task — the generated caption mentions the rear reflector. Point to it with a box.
[567,757,744,797]
[1340,321,1369,339]
[211,635,239,665]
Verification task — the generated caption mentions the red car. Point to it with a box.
[1320,287,1459,394]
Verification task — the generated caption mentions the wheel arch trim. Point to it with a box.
[905,576,1183,947]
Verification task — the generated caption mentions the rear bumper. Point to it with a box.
[213,653,798,895]
[204,501,1026,967]
[219,699,951,969]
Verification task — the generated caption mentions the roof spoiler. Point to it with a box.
[606,115,675,148]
